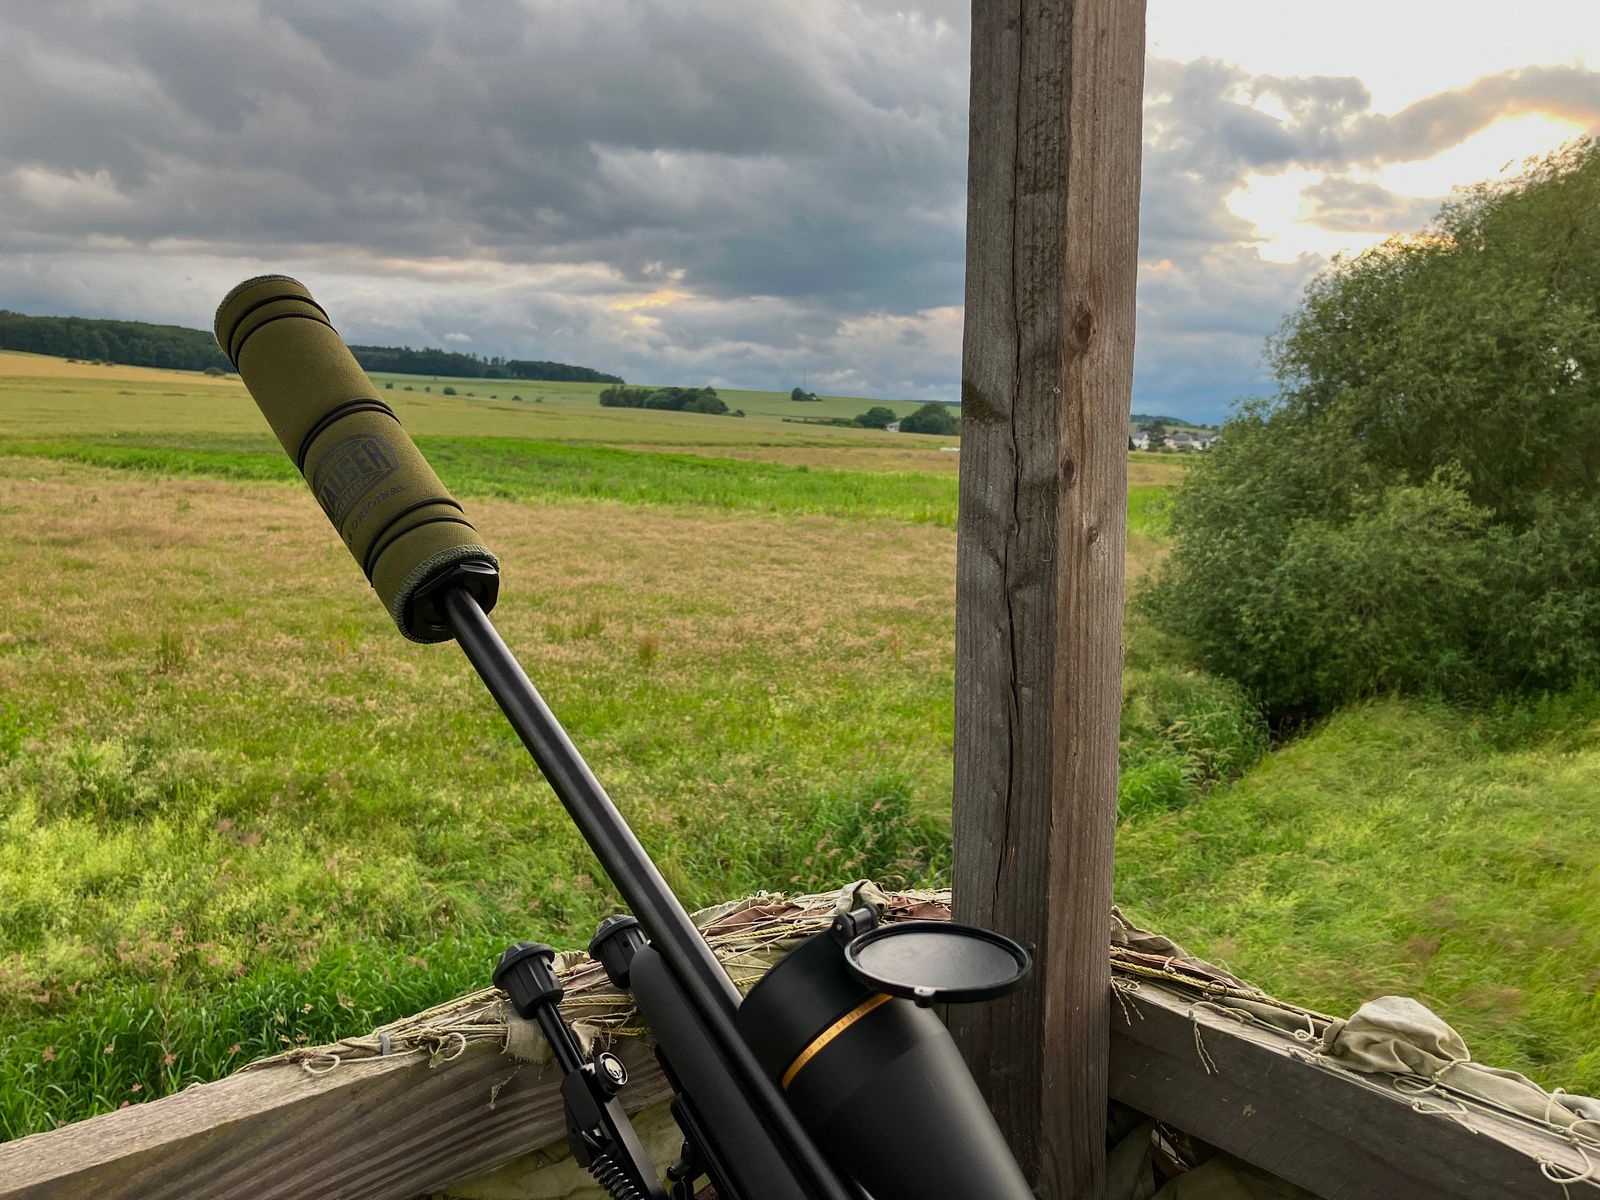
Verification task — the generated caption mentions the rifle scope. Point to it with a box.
[216,275,1034,1200]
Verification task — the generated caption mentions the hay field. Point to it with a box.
[7,352,1593,1134]
[0,354,1181,1135]
[0,455,962,1134]
[0,353,954,457]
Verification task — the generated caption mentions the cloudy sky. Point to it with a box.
[1,1,1596,420]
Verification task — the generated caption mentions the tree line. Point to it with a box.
[0,311,232,372]
[1145,138,1600,720]
[782,401,958,434]
[599,385,739,416]
[347,345,620,383]
[0,310,621,383]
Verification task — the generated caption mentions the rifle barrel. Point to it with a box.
[443,587,856,1200]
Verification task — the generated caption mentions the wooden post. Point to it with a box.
[952,1,1145,1196]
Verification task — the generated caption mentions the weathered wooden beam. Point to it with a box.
[0,1036,667,1200]
[1110,984,1588,1200]
[5,889,1589,1200]
[953,0,1146,1196]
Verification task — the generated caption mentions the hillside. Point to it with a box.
[1129,412,1217,434]
[0,309,619,385]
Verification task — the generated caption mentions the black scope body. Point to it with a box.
[214,275,498,641]
[737,925,1035,1200]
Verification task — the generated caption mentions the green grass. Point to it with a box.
[1118,693,1600,1092]
[0,434,962,527]
[0,455,965,1136]
[0,438,1176,539]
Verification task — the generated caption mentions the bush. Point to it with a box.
[441,386,456,396]
[900,401,958,435]
[598,385,729,416]
[1118,757,1190,819]
[1144,139,1600,720]
[1119,624,1267,817]
[202,366,226,377]
[854,406,898,429]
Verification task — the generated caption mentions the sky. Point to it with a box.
[1,2,1596,421]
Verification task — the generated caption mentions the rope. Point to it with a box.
[1111,976,1144,1025]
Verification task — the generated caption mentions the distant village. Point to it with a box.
[1130,419,1219,452]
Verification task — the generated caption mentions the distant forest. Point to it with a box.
[0,310,622,384]
[349,345,621,383]
[0,310,232,372]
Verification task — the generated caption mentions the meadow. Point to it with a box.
[0,352,1595,1137]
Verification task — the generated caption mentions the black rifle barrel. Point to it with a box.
[444,587,856,1200]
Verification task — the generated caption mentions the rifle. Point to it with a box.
[215,276,1035,1200]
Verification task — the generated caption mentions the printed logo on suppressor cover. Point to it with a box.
[312,433,400,528]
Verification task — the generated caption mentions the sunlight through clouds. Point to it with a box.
[1221,112,1591,265]
[1224,170,1383,263]
[1374,112,1592,195]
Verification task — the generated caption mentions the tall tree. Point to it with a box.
[1146,139,1600,717]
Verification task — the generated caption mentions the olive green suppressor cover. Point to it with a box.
[214,275,497,642]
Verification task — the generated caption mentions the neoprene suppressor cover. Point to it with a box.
[214,275,498,641]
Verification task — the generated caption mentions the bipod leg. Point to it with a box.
[494,941,666,1200]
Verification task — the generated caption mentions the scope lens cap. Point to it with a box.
[843,920,1033,1007]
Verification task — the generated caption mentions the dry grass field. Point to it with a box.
[9,353,1593,1134]
[0,354,1192,1134]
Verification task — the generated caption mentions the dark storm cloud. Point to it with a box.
[0,0,967,312]
[0,2,1596,411]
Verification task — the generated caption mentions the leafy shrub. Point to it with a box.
[900,401,958,435]
[854,406,898,429]
[441,386,457,396]
[1119,625,1267,818]
[1144,139,1600,719]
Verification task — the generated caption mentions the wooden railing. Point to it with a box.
[1,893,1588,1200]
